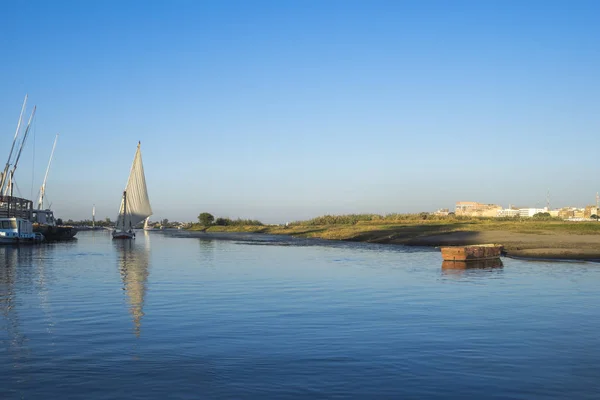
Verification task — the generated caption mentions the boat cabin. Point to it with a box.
[31,209,57,226]
[0,217,43,242]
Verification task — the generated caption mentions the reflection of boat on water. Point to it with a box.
[442,258,504,273]
[0,246,29,353]
[113,142,153,240]
[115,238,150,337]
[0,246,19,307]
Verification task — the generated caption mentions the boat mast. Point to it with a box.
[121,141,139,232]
[122,190,127,231]
[8,174,14,217]
[38,134,59,210]
[0,95,28,194]
[12,106,36,173]
[92,204,95,228]
[6,106,37,196]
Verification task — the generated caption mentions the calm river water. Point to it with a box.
[1,230,599,399]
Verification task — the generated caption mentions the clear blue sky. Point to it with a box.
[1,0,599,223]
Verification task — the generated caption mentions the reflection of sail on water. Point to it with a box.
[115,239,150,337]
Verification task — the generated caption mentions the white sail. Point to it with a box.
[115,142,152,232]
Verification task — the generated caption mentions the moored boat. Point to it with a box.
[31,134,77,241]
[0,217,44,244]
[112,142,152,239]
[32,208,77,241]
[440,244,504,261]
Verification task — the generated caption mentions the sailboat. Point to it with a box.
[0,96,44,244]
[31,134,78,241]
[112,142,152,239]
[143,217,152,230]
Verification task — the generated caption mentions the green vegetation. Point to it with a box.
[185,213,600,243]
[289,213,462,226]
[198,212,215,226]
[63,218,114,227]
[214,217,263,226]
[267,214,600,244]
[531,212,558,220]
[187,212,600,242]
[190,212,264,231]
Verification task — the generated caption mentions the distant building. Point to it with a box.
[433,208,450,216]
[497,209,520,217]
[584,205,599,218]
[518,208,548,218]
[455,201,502,217]
[558,208,573,219]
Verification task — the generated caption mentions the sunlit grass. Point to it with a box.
[187,214,600,240]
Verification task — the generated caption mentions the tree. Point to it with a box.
[198,212,214,226]
[532,212,552,220]
[161,218,169,227]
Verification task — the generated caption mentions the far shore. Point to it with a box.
[185,219,600,261]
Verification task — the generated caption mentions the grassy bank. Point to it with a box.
[185,215,600,260]
[275,219,600,243]
[187,215,600,243]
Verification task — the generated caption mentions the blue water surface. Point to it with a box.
[1,230,599,399]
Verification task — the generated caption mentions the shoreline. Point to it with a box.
[398,231,600,261]
[184,223,600,261]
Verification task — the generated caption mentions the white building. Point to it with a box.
[519,208,548,218]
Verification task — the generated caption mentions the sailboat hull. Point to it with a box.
[112,230,135,239]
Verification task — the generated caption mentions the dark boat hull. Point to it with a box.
[33,225,78,241]
[112,230,135,239]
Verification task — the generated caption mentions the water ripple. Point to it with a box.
[1,231,600,398]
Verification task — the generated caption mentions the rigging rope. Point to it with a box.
[14,180,22,198]
[30,118,36,202]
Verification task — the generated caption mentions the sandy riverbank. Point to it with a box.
[277,224,600,260]
[186,223,600,261]
[400,230,600,260]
